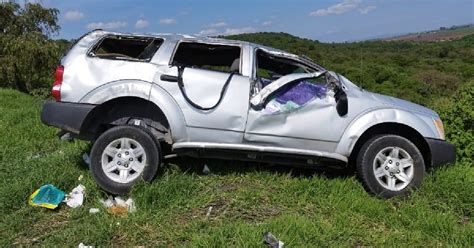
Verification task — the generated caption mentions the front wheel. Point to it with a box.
[90,125,160,195]
[356,135,425,198]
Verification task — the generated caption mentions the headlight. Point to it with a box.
[433,118,445,140]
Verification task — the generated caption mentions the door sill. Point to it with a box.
[172,142,347,163]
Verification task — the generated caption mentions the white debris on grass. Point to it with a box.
[100,196,137,213]
[89,208,100,214]
[60,132,74,141]
[205,206,213,219]
[78,242,93,248]
[65,184,86,208]
[202,164,211,174]
[263,232,284,248]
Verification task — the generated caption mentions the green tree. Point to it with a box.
[0,2,61,94]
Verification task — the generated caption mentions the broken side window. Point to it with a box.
[255,50,327,115]
[256,50,317,86]
[171,42,241,74]
[89,35,163,61]
[261,77,328,115]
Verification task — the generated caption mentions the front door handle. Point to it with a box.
[160,74,178,82]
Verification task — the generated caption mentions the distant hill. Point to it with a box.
[383,24,474,42]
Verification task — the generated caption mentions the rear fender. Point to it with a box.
[80,80,187,142]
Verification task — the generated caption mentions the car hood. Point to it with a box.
[368,92,438,117]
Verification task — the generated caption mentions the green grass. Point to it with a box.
[0,89,472,246]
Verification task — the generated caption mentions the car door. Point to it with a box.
[157,41,251,143]
[243,50,348,153]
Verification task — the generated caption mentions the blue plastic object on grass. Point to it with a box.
[29,184,65,209]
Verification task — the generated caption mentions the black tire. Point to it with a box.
[90,125,160,195]
[356,135,425,198]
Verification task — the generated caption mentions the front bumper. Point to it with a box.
[425,138,456,167]
[40,101,95,134]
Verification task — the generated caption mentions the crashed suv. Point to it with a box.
[41,30,456,197]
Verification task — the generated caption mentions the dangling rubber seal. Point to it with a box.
[177,65,235,111]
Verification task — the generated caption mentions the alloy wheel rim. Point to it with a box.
[373,146,414,191]
[101,138,147,184]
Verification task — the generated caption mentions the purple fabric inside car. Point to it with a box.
[261,78,327,106]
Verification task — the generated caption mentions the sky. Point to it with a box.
[33,0,474,42]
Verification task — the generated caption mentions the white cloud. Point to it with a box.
[224,27,256,35]
[159,18,177,25]
[179,10,190,15]
[359,5,377,14]
[87,21,127,30]
[196,28,219,36]
[207,21,228,28]
[310,0,361,17]
[64,10,85,21]
[135,19,149,29]
[262,21,272,27]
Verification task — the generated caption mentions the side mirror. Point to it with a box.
[335,89,348,116]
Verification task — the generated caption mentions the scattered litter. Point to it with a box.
[100,198,114,208]
[100,196,136,215]
[60,132,74,141]
[89,208,100,214]
[78,174,84,181]
[202,164,211,175]
[64,184,86,208]
[82,153,91,166]
[263,232,284,248]
[205,206,213,219]
[125,198,137,213]
[78,242,93,248]
[108,205,128,215]
[27,153,43,160]
[29,184,65,209]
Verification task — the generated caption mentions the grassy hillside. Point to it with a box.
[0,88,472,246]
[385,24,474,42]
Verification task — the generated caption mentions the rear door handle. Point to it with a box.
[160,74,178,82]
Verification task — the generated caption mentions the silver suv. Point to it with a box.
[41,30,455,197]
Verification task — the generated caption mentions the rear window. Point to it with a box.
[171,42,241,73]
[89,35,163,61]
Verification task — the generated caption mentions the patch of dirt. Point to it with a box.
[386,30,473,42]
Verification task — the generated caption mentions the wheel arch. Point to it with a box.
[335,108,439,168]
[77,80,187,143]
[80,96,170,140]
[347,122,432,169]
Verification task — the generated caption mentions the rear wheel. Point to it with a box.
[356,135,425,198]
[90,125,160,195]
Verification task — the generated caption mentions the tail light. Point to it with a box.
[51,65,64,101]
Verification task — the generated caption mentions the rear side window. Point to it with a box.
[171,42,241,73]
[89,36,163,61]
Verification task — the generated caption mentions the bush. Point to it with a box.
[413,69,460,96]
[0,33,62,93]
[0,2,62,94]
[434,84,474,162]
